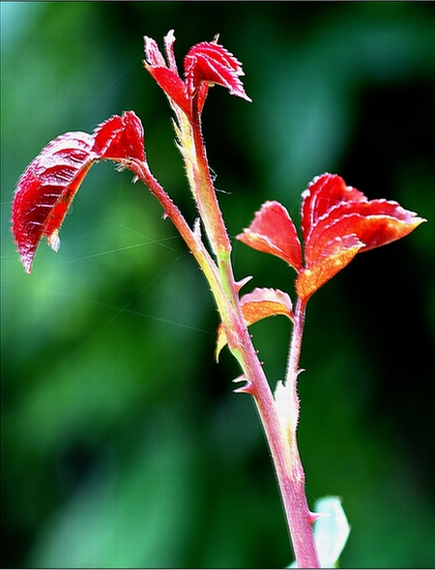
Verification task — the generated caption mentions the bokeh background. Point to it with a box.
[2,2,435,568]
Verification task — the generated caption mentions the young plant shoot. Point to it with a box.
[11,30,425,568]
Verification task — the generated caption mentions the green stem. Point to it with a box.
[190,111,233,261]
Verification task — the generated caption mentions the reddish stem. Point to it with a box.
[130,116,320,567]
[187,113,320,566]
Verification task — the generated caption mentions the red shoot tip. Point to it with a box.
[143,30,251,119]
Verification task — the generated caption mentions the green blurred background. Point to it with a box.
[2,2,435,567]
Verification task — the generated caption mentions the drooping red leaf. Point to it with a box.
[216,287,294,359]
[12,112,147,273]
[11,132,97,273]
[236,201,303,273]
[92,111,145,162]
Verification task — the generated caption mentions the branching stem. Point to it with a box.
[129,124,320,566]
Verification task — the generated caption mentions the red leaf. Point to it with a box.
[144,34,168,68]
[144,66,190,117]
[239,287,294,324]
[12,112,146,273]
[184,40,252,109]
[11,132,97,273]
[301,173,365,243]
[298,173,426,300]
[144,31,251,118]
[216,287,293,359]
[93,111,145,162]
[236,201,303,272]
[307,198,424,255]
[296,235,364,301]
[144,31,191,117]
[238,173,425,303]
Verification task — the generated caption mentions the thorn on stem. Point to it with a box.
[232,375,255,395]
[309,511,330,525]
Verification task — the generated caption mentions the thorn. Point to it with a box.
[232,375,255,395]
[232,374,246,384]
[233,382,255,395]
[309,511,330,525]
[235,275,253,293]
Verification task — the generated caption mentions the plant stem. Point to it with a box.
[126,158,224,303]
[190,111,233,261]
[187,120,320,566]
[130,128,320,567]
[285,296,306,444]
[235,320,321,568]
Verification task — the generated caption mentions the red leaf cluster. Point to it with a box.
[12,111,144,273]
[238,173,426,302]
[143,30,251,119]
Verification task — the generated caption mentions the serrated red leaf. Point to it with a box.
[307,198,424,256]
[12,111,146,273]
[93,111,145,162]
[296,235,364,301]
[300,174,426,299]
[144,31,251,119]
[300,173,365,243]
[216,287,294,359]
[184,40,252,111]
[11,132,97,273]
[236,201,303,273]
[238,173,425,302]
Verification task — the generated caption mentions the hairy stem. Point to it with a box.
[127,158,224,305]
[285,297,306,445]
[191,111,233,261]
[185,117,320,566]
[237,324,320,568]
[131,122,320,567]
[281,297,320,566]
